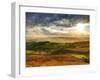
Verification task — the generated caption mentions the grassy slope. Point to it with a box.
[26,41,89,67]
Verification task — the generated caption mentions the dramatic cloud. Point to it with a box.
[26,12,89,27]
[26,12,89,42]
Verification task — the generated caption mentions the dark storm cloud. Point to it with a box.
[26,12,89,27]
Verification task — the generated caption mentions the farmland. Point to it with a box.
[26,41,89,67]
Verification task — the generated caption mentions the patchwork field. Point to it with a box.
[26,41,89,67]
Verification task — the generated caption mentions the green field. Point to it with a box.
[26,41,89,67]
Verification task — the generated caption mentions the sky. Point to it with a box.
[26,12,89,42]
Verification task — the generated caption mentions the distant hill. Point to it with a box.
[26,41,89,52]
[26,37,89,43]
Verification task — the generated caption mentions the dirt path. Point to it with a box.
[26,54,88,67]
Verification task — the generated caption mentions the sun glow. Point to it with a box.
[75,23,86,33]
